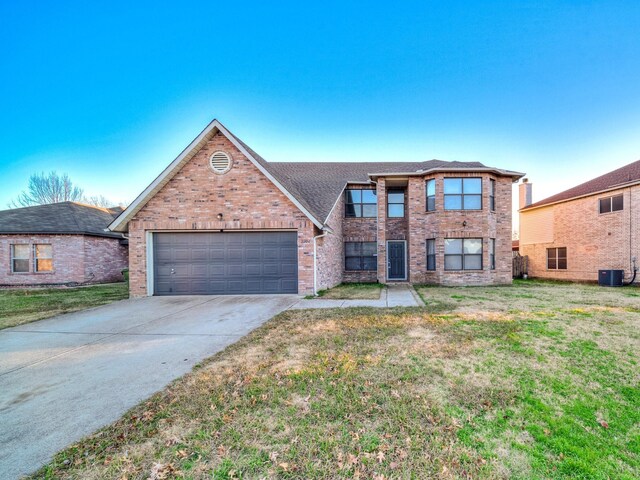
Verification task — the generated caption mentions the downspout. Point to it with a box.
[313,229,329,296]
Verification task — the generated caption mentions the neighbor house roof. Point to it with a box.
[109,119,525,232]
[521,159,640,211]
[0,202,124,238]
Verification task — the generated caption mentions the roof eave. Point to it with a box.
[108,119,324,232]
[520,179,640,212]
[368,167,525,181]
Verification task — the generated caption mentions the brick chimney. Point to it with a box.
[519,178,532,209]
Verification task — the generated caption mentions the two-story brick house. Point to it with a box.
[109,119,524,296]
[519,159,640,283]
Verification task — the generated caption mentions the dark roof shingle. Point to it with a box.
[523,159,640,210]
[0,202,124,238]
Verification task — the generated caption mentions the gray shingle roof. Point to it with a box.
[0,202,124,238]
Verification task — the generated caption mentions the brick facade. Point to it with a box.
[0,234,127,286]
[127,132,317,297]
[520,184,639,282]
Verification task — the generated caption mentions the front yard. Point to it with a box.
[34,281,639,479]
[0,283,129,330]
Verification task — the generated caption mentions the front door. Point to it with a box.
[387,241,406,280]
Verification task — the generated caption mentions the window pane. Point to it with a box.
[427,255,436,271]
[13,259,29,273]
[599,198,611,214]
[36,259,53,272]
[444,178,462,194]
[427,239,436,255]
[427,196,435,211]
[346,190,361,203]
[35,244,52,258]
[362,242,377,256]
[345,242,361,256]
[345,204,358,217]
[444,255,462,270]
[444,195,462,210]
[361,190,377,203]
[388,204,404,217]
[13,244,29,259]
[463,238,482,254]
[464,178,482,194]
[557,247,567,259]
[612,195,623,211]
[362,204,377,217]
[558,258,567,269]
[490,179,496,195]
[464,254,482,270]
[490,196,495,211]
[387,191,404,203]
[426,179,435,196]
[362,256,378,271]
[345,257,362,270]
[444,238,462,254]
[464,194,482,210]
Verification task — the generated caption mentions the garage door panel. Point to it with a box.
[153,232,298,295]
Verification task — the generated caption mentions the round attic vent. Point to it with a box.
[209,151,232,174]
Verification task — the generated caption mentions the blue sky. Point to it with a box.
[1,1,639,212]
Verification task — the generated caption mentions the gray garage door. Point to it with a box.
[153,232,298,295]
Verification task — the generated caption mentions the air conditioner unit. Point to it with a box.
[598,270,624,287]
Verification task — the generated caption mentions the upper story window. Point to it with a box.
[426,179,436,211]
[345,188,377,218]
[387,189,405,218]
[11,244,30,273]
[547,247,567,270]
[444,178,482,210]
[598,194,623,214]
[490,179,496,211]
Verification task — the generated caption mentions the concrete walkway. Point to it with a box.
[289,284,422,309]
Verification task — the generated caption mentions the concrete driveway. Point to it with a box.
[0,294,299,479]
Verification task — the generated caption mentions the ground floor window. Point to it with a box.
[345,241,377,271]
[547,247,567,270]
[426,239,436,271]
[490,238,496,270]
[11,244,30,273]
[34,244,53,272]
[444,238,483,270]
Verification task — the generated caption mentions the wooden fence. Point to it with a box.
[513,254,529,278]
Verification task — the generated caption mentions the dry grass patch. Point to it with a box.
[32,282,640,479]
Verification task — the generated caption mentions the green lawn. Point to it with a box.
[0,283,129,330]
[32,280,639,479]
[314,282,384,299]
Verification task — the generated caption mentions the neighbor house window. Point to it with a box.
[490,179,496,211]
[387,189,405,217]
[547,247,567,270]
[444,178,482,210]
[444,238,483,270]
[34,244,53,272]
[490,238,496,270]
[11,244,30,273]
[426,179,436,211]
[426,239,436,271]
[598,194,623,214]
[345,188,377,218]
[345,242,377,271]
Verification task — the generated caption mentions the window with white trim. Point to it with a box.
[598,194,623,214]
[11,244,30,273]
[444,238,483,270]
[547,247,567,270]
[34,244,53,272]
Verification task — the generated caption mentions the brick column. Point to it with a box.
[377,178,387,283]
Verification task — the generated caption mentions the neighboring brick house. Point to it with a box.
[0,202,128,286]
[519,159,640,283]
[109,119,524,297]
